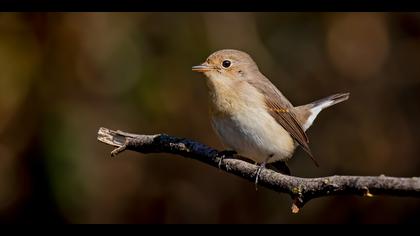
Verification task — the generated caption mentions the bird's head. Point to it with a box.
[192,49,259,82]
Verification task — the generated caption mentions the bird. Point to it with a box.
[192,49,349,185]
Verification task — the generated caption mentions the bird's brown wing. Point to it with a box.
[246,76,319,167]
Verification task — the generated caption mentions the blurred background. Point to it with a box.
[0,12,419,223]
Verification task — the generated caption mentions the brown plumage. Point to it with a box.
[246,76,318,166]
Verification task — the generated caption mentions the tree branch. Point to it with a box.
[97,127,420,213]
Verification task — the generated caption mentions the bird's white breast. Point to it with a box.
[207,75,296,163]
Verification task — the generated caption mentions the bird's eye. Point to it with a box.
[222,60,231,68]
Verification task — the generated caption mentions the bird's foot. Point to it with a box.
[253,162,266,190]
[217,150,237,169]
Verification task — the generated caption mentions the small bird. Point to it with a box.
[192,49,349,184]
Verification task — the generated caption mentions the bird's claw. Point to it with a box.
[218,155,225,169]
[253,163,266,190]
[217,150,237,170]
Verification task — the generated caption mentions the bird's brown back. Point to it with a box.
[244,72,319,167]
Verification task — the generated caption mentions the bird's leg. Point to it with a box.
[217,150,237,169]
[253,162,266,190]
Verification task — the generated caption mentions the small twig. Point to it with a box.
[97,127,420,213]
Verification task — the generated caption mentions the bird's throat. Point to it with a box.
[206,77,240,118]
[205,75,265,119]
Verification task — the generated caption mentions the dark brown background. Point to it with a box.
[0,12,419,223]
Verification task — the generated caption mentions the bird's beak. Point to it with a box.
[192,63,213,72]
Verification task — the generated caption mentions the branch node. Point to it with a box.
[362,186,374,197]
[111,140,128,157]
[291,203,300,214]
[291,196,305,214]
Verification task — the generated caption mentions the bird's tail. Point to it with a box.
[310,92,350,110]
[294,92,350,131]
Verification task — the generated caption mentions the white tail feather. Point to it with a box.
[302,92,350,130]
[304,101,333,130]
